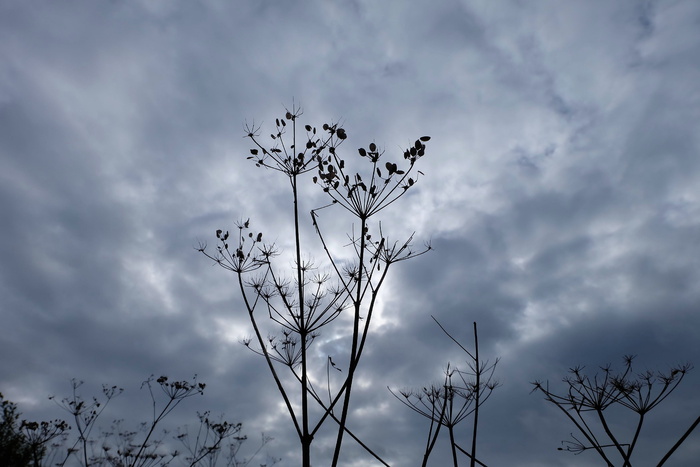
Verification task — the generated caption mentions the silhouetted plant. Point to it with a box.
[20,418,70,467]
[390,320,499,467]
[175,411,242,467]
[223,432,279,467]
[532,355,699,467]
[43,375,270,467]
[175,411,279,467]
[51,378,123,467]
[199,104,431,466]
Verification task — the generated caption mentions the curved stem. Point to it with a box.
[238,272,301,439]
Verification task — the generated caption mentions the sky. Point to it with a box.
[1,0,700,466]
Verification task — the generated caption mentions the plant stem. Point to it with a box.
[331,217,367,466]
[291,164,312,467]
[470,322,479,467]
[657,414,700,466]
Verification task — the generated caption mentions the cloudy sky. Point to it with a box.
[2,1,700,466]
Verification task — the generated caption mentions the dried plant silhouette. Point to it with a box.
[4,376,274,467]
[199,104,431,466]
[175,411,278,467]
[390,320,499,467]
[51,378,125,466]
[532,355,700,467]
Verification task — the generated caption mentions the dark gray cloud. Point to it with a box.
[2,1,700,466]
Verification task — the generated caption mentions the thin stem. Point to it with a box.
[331,217,367,466]
[238,272,301,438]
[454,444,489,467]
[626,411,645,462]
[448,424,459,467]
[422,414,442,467]
[534,386,614,466]
[470,322,479,467]
[657,414,700,466]
[595,406,630,466]
[291,170,312,467]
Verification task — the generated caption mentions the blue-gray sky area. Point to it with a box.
[2,1,700,466]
